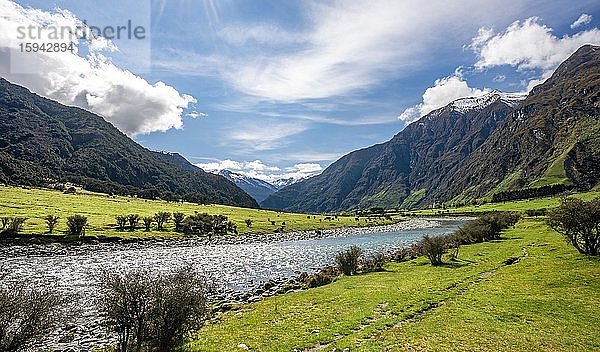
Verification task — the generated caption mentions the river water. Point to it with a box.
[0,217,465,350]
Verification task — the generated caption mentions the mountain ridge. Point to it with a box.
[0,78,258,208]
[262,45,600,212]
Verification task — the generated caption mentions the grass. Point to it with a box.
[409,190,600,215]
[187,219,600,351]
[0,186,394,239]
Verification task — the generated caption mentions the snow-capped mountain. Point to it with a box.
[218,170,279,203]
[448,91,527,114]
[272,177,307,189]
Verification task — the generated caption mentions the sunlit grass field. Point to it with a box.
[188,219,600,351]
[408,190,600,215]
[0,186,393,239]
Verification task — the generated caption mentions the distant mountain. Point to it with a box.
[218,170,278,203]
[0,78,258,208]
[262,45,600,212]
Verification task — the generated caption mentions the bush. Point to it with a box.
[417,235,447,266]
[182,213,237,237]
[115,215,127,231]
[99,267,210,352]
[389,246,418,263]
[305,266,340,288]
[525,208,548,217]
[0,279,65,351]
[66,214,87,237]
[548,197,600,256]
[127,214,140,231]
[44,215,59,234]
[244,219,253,228]
[142,217,153,232]
[154,212,171,230]
[173,212,186,232]
[0,217,9,230]
[335,246,362,276]
[0,217,27,236]
[360,252,387,273]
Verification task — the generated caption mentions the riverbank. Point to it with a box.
[0,217,453,253]
[2,218,463,351]
[187,218,600,352]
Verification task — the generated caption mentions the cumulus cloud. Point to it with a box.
[571,14,593,29]
[196,159,322,184]
[398,74,490,123]
[469,17,600,72]
[0,0,195,135]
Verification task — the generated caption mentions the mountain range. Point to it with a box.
[262,45,600,213]
[0,79,258,208]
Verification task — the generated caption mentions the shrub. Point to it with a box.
[173,212,186,232]
[305,266,340,288]
[335,246,362,276]
[548,197,600,256]
[66,215,87,237]
[127,214,140,231]
[389,246,418,263]
[244,219,253,228]
[99,267,210,352]
[360,252,387,273]
[142,217,153,232]
[154,212,171,230]
[182,213,237,237]
[115,215,127,231]
[417,235,447,266]
[525,208,548,217]
[1,217,27,236]
[44,215,59,234]
[1,217,10,230]
[0,279,65,352]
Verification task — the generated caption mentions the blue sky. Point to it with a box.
[1,0,600,182]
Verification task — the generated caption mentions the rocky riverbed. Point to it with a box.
[0,218,466,351]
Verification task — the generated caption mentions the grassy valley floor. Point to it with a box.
[188,218,600,351]
[0,186,393,240]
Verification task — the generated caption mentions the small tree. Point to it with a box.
[0,217,9,230]
[0,280,65,352]
[44,215,60,234]
[99,267,210,352]
[418,235,446,265]
[142,217,153,232]
[548,197,600,256]
[115,215,128,231]
[127,214,141,231]
[66,215,87,237]
[244,219,253,228]
[335,246,363,275]
[173,212,185,232]
[154,212,171,230]
[4,217,27,236]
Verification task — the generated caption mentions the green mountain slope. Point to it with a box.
[262,45,600,212]
[0,78,258,208]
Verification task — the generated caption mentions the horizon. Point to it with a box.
[1,0,599,183]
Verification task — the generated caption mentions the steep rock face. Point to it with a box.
[0,78,258,208]
[263,45,600,212]
[262,92,520,212]
[442,45,600,200]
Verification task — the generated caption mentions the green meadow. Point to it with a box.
[0,186,393,239]
[188,218,600,352]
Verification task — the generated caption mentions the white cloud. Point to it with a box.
[571,14,593,29]
[470,17,600,72]
[0,0,195,135]
[195,159,321,184]
[160,0,524,102]
[398,74,490,123]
